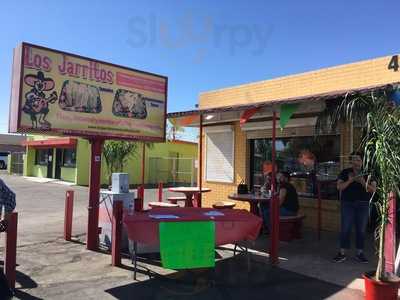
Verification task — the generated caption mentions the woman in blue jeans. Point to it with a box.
[261,171,299,231]
[333,152,376,263]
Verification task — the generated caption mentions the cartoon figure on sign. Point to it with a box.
[22,71,58,129]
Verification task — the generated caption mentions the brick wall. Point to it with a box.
[199,54,400,109]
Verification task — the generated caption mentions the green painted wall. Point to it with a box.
[24,135,197,187]
[7,154,11,173]
[24,135,50,178]
[76,139,90,186]
[61,167,77,182]
[99,141,198,186]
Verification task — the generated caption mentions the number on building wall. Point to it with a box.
[388,55,399,72]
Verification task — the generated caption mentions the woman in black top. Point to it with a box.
[261,171,299,230]
[333,152,376,264]
[277,172,299,214]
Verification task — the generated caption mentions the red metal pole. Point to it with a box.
[87,138,104,251]
[141,143,146,187]
[158,182,163,202]
[5,212,18,289]
[270,110,279,265]
[198,114,203,208]
[64,190,74,241]
[111,201,123,267]
[385,192,396,273]
[317,181,321,241]
[140,143,146,208]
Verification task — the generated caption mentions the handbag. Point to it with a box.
[237,180,248,194]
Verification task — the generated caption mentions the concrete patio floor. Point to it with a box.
[0,173,374,299]
[8,235,365,300]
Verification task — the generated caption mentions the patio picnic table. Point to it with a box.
[228,193,272,216]
[123,207,263,279]
[168,187,211,207]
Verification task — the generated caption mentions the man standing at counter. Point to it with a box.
[333,152,376,263]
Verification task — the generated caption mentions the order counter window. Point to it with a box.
[249,135,340,200]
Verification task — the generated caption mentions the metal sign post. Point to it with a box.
[270,110,279,265]
[86,138,104,251]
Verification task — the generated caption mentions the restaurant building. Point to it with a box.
[168,53,400,232]
[21,136,197,187]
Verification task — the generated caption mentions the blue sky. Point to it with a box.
[0,0,399,138]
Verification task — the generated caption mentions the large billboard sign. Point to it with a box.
[9,43,167,141]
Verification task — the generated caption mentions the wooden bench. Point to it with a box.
[148,202,179,208]
[167,196,187,205]
[212,201,236,209]
[279,214,306,242]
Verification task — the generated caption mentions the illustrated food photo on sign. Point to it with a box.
[9,42,167,141]
[59,81,102,114]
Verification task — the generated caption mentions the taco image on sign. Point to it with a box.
[22,71,58,130]
[112,89,147,119]
[59,80,102,113]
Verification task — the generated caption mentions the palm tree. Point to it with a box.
[103,140,155,186]
[103,140,139,185]
[319,86,400,280]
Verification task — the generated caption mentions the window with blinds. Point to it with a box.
[205,126,234,183]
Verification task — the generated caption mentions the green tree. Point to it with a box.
[332,87,400,281]
[102,140,138,184]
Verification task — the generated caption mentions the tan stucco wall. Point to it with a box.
[199,54,400,109]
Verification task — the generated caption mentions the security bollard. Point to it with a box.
[5,212,18,289]
[111,201,123,266]
[158,182,163,202]
[64,190,74,241]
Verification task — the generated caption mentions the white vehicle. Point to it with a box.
[0,152,9,170]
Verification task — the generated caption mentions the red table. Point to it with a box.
[168,187,211,207]
[228,193,271,216]
[124,207,262,279]
[123,207,262,246]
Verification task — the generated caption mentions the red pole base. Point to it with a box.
[64,190,74,241]
[111,201,123,267]
[5,212,18,289]
[135,186,144,212]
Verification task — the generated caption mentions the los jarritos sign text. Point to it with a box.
[10,43,167,141]
[25,47,114,84]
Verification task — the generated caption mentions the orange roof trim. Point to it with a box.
[22,137,77,149]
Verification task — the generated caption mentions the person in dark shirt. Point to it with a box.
[333,152,376,264]
[0,178,16,299]
[261,171,299,231]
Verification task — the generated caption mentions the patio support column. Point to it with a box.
[317,180,322,240]
[87,138,104,251]
[198,114,203,207]
[270,110,279,265]
[141,142,146,188]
